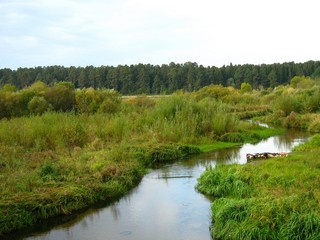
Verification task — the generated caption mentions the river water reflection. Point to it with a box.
[21,129,310,240]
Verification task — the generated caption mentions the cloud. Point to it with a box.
[0,0,319,69]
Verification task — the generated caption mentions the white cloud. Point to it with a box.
[0,0,319,69]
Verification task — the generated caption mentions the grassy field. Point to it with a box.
[0,87,278,236]
[197,134,320,239]
[2,79,320,237]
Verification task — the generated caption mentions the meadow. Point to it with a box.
[1,76,320,237]
[197,134,320,239]
[196,76,320,239]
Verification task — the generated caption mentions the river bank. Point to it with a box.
[0,143,200,236]
[13,127,306,240]
[0,124,280,237]
[197,133,320,239]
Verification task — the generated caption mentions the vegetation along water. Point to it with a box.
[21,129,309,240]
[1,67,320,239]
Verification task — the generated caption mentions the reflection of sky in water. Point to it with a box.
[26,174,211,240]
[24,130,310,240]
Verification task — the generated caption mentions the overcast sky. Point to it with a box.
[0,0,319,69]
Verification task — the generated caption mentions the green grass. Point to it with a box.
[0,88,287,236]
[0,142,201,236]
[199,126,283,153]
[197,134,320,239]
[199,142,241,152]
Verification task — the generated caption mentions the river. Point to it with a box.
[17,129,310,240]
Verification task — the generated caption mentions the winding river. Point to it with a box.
[17,129,310,240]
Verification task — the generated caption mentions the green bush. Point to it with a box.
[272,95,303,116]
[219,132,244,142]
[149,144,200,165]
[28,96,51,115]
[45,85,75,112]
[212,114,239,136]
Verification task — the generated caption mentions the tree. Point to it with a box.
[312,67,320,78]
[268,70,278,88]
[67,66,79,88]
[78,69,87,88]
[55,81,75,90]
[0,60,320,94]
[29,80,48,93]
[106,67,120,91]
[241,82,253,93]
[28,96,51,115]
[1,83,17,92]
[98,90,122,114]
[151,75,162,94]
[45,84,75,112]
[167,64,179,93]
[118,65,133,94]
[226,78,235,87]
[234,67,245,88]
[136,64,151,94]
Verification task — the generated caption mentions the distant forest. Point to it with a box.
[1,61,320,94]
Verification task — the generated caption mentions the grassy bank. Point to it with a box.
[199,126,283,153]
[197,134,320,239]
[0,121,279,236]
[0,141,200,236]
[0,121,276,235]
[0,86,278,236]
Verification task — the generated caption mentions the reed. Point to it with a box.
[0,85,286,236]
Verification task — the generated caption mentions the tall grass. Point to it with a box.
[0,87,281,235]
[197,134,320,239]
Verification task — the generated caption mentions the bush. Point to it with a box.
[241,82,253,93]
[149,144,200,164]
[219,132,244,142]
[76,88,121,114]
[28,96,51,115]
[283,111,302,128]
[125,95,156,108]
[45,85,75,112]
[304,91,320,113]
[308,118,320,133]
[272,95,303,116]
[212,114,239,136]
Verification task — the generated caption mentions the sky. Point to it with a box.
[0,0,319,69]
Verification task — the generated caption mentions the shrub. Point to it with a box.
[241,82,253,93]
[212,114,239,136]
[284,111,302,128]
[45,85,75,112]
[125,95,156,108]
[1,83,17,92]
[219,132,244,142]
[149,144,200,164]
[28,96,51,115]
[308,118,320,133]
[272,95,303,116]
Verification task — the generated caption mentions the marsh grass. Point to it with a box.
[0,105,208,235]
[197,134,320,239]
[0,89,280,235]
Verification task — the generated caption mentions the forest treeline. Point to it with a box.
[1,61,320,94]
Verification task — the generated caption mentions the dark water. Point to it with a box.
[20,129,310,240]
